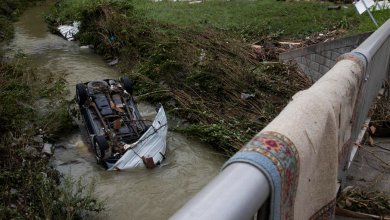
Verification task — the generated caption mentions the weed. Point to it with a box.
[0,133,104,219]
[0,53,102,218]
[337,184,390,215]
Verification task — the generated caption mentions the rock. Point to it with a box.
[55,144,66,149]
[10,189,18,195]
[41,143,53,156]
[26,146,39,155]
[18,197,24,203]
[25,145,32,153]
[33,136,43,144]
[108,58,119,66]
[241,93,255,100]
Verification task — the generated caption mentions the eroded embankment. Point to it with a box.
[45,0,312,155]
[0,55,108,219]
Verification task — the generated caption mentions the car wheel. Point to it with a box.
[76,83,88,105]
[120,76,133,95]
[94,136,110,160]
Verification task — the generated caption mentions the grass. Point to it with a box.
[133,0,390,39]
[348,8,390,35]
[134,0,358,39]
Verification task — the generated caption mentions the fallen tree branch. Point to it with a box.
[355,142,390,167]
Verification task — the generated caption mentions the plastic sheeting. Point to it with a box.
[57,21,80,41]
[108,106,168,170]
[354,0,390,15]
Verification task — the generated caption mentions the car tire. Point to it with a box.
[76,83,88,105]
[94,136,110,160]
[120,76,133,95]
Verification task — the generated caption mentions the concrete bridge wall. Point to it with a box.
[279,31,373,82]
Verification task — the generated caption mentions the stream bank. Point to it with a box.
[2,1,227,219]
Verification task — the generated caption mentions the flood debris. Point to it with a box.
[240,93,255,100]
[57,21,80,41]
[108,58,119,66]
[328,5,341,10]
[41,143,53,156]
[369,80,390,137]
[337,186,390,218]
[336,79,390,218]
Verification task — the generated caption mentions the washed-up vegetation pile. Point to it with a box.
[45,0,312,154]
[335,78,390,218]
[337,186,390,216]
[0,55,104,219]
[368,80,390,137]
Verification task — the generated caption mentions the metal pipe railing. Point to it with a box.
[353,19,390,61]
[169,163,270,220]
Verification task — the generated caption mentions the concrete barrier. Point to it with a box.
[279,31,373,82]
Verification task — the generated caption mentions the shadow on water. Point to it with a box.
[4,1,227,219]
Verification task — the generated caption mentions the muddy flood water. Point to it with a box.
[4,1,227,219]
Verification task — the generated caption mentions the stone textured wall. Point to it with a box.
[279,31,373,82]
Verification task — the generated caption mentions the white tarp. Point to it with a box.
[108,106,168,170]
[354,0,390,14]
[374,1,390,9]
[57,21,80,41]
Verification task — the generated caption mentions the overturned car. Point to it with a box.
[76,77,167,170]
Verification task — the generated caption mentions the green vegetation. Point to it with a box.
[135,0,357,39]
[0,1,106,218]
[348,9,390,35]
[132,0,390,38]
[0,54,105,219]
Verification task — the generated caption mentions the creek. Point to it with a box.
[4,1,226,219]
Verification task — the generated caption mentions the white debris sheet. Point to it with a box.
[354,0,390,15]
[57,21,81,41]
[108,106,168,171]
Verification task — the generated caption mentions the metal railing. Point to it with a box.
[170,19,390,220]
[337,19,390,187]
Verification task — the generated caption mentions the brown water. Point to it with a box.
[4,1,226,219]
